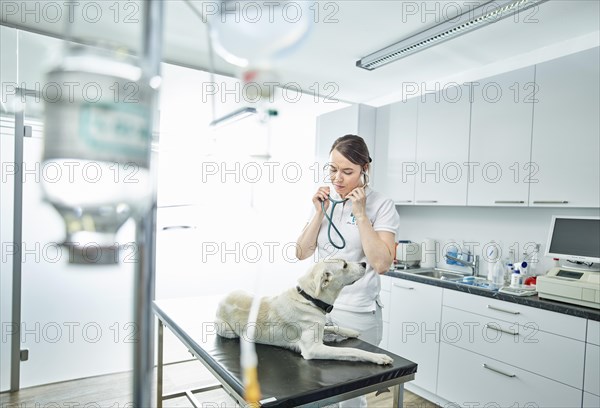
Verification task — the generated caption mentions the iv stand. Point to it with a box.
[134,1,163,407]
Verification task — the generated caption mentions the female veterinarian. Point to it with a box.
[296,134,400,408]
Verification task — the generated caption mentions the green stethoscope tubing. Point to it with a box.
[321,196,349,250]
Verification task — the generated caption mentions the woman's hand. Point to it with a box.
[347,187,367,221]
[312,186,331,213]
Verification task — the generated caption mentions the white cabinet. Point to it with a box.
[584,320,600,399]
[379,274,393,350]
[414,85,471,206]
[441,305,585,388]
[438,290,587,407]
[530,47,600,208]
[438,342,583,408]
[374,99,418,204]
[467,66,535,206]
[387,279,442,393]
[374,47,600,209]
[315,104,376,169]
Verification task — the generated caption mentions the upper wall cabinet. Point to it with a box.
[467,66,535,206]
[315,104,376,168]
[414,85,471,206]
[530,47,600,208]
[374,98,418,204]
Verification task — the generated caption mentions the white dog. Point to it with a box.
[214,259,393,365]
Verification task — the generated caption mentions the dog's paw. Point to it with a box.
[323,333,347,343]
[342,328,360,338]
[372,353,394,365]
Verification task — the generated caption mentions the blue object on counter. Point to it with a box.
[462,276,475,285]
[446,245,459,265]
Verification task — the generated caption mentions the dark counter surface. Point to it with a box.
[385,270,600,322]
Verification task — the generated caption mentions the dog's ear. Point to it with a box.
[314,270,333,297]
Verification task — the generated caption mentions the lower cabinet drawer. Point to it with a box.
[442,306,585,388]
[438,342,583,408]
[584,342,600,395]
[583,391,600,408]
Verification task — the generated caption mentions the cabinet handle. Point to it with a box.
[483,363,516,378]
[487,304,520,315]
[415,200,438,203]
[494,200,525,204]
[484,323,519,336]
[532,201,569,204]
[393,283,415,290]
[162,225,195,231]
[395,200,413,203]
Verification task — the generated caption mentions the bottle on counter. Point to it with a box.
[510,269,523,288]
[515,261,528,276]
[502,257,513,285]
[492,260,505,287]
[446,240,459,265]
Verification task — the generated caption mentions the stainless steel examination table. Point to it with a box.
[154,297,418,407]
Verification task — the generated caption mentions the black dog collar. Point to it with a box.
[296,286,334,313]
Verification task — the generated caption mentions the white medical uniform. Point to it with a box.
[308,187,400,408]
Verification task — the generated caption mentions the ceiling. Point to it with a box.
[2,0,599,106]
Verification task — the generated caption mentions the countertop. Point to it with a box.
[385,270,600,322]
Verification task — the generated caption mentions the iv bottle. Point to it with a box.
[42,45,155,262]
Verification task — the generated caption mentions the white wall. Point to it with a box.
[395,206,600,276]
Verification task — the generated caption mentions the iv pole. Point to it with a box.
[134,1,163,407]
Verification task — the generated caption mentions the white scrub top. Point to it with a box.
[308,187,400,313]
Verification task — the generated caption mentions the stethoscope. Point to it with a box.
[321,195,349,250]
[321,171,368,250]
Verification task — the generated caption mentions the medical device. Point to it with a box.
[537,216,600,308]
[41,44,156,264]
[544,216,600,265]
[396,242,421,267]
[321,196,349,250]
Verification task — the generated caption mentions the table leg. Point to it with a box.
[392,383,404,408]
[157,320,164,408]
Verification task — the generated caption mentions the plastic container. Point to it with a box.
[446,242,459,265]
[487,246,499,281]
[492,261,505,286]
[510,270,523,288]
[421,238,437,269]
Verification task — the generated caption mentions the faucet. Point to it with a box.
[445,254,480,276]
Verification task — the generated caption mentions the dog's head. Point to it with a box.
[299,259,366,301]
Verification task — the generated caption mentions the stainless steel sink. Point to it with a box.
[404,269,466,281]
[397,268,499,291]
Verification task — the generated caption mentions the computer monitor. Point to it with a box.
[545,216,600,264]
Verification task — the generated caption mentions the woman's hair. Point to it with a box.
[330,134,372,169]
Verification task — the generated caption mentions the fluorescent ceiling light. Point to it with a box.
[209,107,258,128]
[356,0,550,70]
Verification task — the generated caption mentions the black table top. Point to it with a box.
[154,296,418,407]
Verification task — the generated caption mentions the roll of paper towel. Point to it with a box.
[421,238,438,268]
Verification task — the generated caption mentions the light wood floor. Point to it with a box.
[1,360,439,407]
